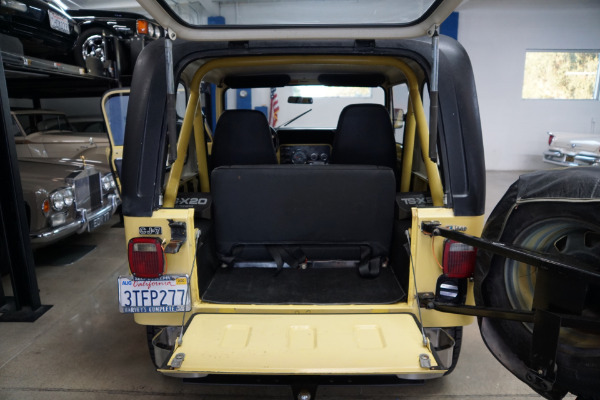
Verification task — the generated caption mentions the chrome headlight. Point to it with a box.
[50,188,75,211]
[50,191,65,211]
[63,188,74,207]
[101,174,116,192]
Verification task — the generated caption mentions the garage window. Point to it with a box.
[522,50,600,100]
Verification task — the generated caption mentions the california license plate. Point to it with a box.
[48,10,70,34]
[118,275,191,313]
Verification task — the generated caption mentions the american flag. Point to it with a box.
[268,87,279,127]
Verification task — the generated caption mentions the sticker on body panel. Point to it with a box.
[118,275,191,313]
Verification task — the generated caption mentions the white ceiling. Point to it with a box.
[61,0,148,14]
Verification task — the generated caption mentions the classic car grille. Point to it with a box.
[74,172,102,211]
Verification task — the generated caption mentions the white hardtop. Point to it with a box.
[137,0,462,41]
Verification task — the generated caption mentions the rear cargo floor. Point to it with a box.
[201,266,406,304]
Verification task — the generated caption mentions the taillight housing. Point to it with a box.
[128,237,165,278]
[548,133,555,146]
[442,239,477,278]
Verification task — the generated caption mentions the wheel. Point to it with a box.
[479,201,600,398]
[74,28,107,67]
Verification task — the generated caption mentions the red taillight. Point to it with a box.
[548,133,555,146]
[128,237,165,278]
[442,239,477,278]
[137,20,149,35]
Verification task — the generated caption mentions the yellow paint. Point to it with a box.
[163,55,444,206]
[159,313,441,376]
[101,88,130,191]
[400,100,416,192]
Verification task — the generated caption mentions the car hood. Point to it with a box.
[24,131,109,145]
[18,157,100,192]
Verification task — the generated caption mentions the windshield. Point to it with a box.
[161,0,440,27]
[225,85,385,129]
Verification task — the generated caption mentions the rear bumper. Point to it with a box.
[543,150,600,167]
[30,194,120,245]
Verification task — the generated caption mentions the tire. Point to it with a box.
[74,28,107,68]
[479,201,600,398]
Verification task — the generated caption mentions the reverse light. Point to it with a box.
[128,237,165,278]
[442,239,477,278]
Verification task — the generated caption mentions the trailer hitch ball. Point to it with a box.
[297,389,312,400]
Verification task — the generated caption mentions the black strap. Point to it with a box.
[357,246,381,278]
[220,246,243,268]
[267,245,306,276]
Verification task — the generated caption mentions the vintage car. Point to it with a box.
[543,131,600,167]
[68,8,162,75]
[19,154,119,247]
[0,0,79,64]
[111,1,600,399]
[0,1,159,77]
[11,109,109,160]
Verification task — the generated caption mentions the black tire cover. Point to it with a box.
[475,166,600,399]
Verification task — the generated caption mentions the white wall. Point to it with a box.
[457,0,600,170]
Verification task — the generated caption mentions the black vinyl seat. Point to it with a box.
[330,103,397,171]
[211,164,396,277]
[210,109,277,170]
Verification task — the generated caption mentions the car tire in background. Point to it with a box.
[475,169,600,399]
[74,28,130,74]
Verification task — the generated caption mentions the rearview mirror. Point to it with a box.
[288,96,313,104]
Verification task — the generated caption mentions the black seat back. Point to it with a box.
[211,109,277,169]
[331,104,397,170]
[212,165,396,275]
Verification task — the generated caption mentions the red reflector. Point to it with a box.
[442,239,477,278]
[137,20,149,35]
[128,237,165,278]
[548,133,555,146]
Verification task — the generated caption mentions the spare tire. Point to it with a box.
[475,167,600,399]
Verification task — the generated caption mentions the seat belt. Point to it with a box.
[357,246,381,278]
[267,245,306,275]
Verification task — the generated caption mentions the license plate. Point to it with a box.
[118,275,191,313]
[48,10,70,34]
[88,211,110,231]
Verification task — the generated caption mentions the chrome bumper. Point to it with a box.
[30,194,121,245]
[543,150,600,167]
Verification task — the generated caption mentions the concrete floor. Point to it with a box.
[0,171,574,399]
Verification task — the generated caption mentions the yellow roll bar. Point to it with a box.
[164,55,444,208]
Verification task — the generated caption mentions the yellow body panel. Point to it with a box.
[160,313,443,376]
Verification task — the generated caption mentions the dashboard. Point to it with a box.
[280,144,331,164]
[277,128,334,165]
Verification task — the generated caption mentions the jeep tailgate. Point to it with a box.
[159,313,444,378]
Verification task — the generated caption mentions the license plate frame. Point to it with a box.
[48,10,70,34]
[118,275,191,313]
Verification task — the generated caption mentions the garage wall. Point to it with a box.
[457,0,600,171]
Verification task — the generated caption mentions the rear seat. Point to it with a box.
[211,164,396,277]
